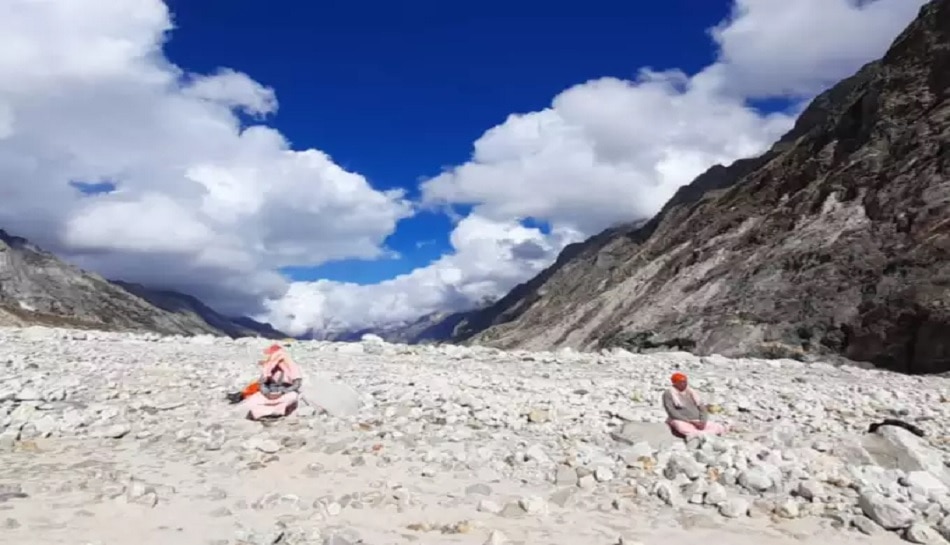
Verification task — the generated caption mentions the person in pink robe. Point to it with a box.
[241,344,303,421]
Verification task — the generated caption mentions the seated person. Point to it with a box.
[662,372,727,438]
[231,344,303,421]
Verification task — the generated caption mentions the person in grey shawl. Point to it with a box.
[662,372,728,438]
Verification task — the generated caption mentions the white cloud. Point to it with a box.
[263,213,579,335]
[0,0,928,336]
[701,0,928,99]
[0,0,412,316]
[182,68,278,117]
[420,73,792,235]
[273,0,925,336]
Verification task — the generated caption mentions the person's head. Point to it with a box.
[264,343,282,355]
[671,372,688,391]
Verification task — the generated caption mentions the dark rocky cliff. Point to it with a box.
[458,0,950,374]
[113,281,287,339]
[0,228,286,338]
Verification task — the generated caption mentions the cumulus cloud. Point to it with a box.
[0,0,928,336]
[701,0,927,98]
[0,0,412,316]
[420,74,792,235]
[264,214,579,335]
[273,0,925,335]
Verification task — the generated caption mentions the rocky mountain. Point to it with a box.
[0,228,287,339]
[112,281,287,340]
[325,309,476,344]
[455,0,950,375]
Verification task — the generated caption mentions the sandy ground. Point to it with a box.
[0,432,905,545]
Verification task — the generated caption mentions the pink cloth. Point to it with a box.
[259,347,302,383]
[242,346,303,421]
[667,419,728,439]
[244,391,300,420]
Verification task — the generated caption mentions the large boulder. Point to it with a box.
[302,376,362,417]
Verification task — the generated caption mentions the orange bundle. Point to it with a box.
[241,381,260,398]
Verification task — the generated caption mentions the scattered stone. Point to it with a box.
[484,530,508,545]
[477,499,502,514]
[499,502,527,518]
[852,516,882,536]
[555,465,578,486]
[98,423,131,439]
[594,467,614,482]
[0,325,949,545]
[796,479,825,501]
[548,488,576,508]
[719,498,750,518]
[859,490,915,530]
[518,496,548,515]
[904,522,943,544]
[247,438,281,454]
[465,483,492,496]
[527,408,550,424]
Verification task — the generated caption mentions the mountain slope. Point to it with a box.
[324,309,477,344]
[0,229,286,338]
[460,0,950,374]
[113,281,287,339]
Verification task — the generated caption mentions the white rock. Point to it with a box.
[859,490,915,530]
[594,466,614,482]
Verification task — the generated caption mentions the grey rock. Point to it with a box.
[796,479,826,501]
[305,378,362,417]
[477,499,502,514]
[518,495,547,515]
[904,522,944,544]
[703,483,728,506]
[555,465,578,486]
[484,530,509,545]
[719,498,750,518]
[853,516,883,535]
[858,490,915,530]
[738,468,772,492]
[499,501,527,518]
[548,488,576,509]
[594,466,614,482]
[465,483,492,496]
[247,438,281,454]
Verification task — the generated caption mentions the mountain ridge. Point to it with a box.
[451,0,950,374]
[0,228,287,339]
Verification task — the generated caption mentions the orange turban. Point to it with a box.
[671,372,687,384]
[263,343,282,355]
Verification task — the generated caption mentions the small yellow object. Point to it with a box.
[707,404,723,414]
[445,521,474,534]
[14,440,41,453]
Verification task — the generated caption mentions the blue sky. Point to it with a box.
[162,0,735,285]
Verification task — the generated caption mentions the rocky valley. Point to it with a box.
[1,326,949,544]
